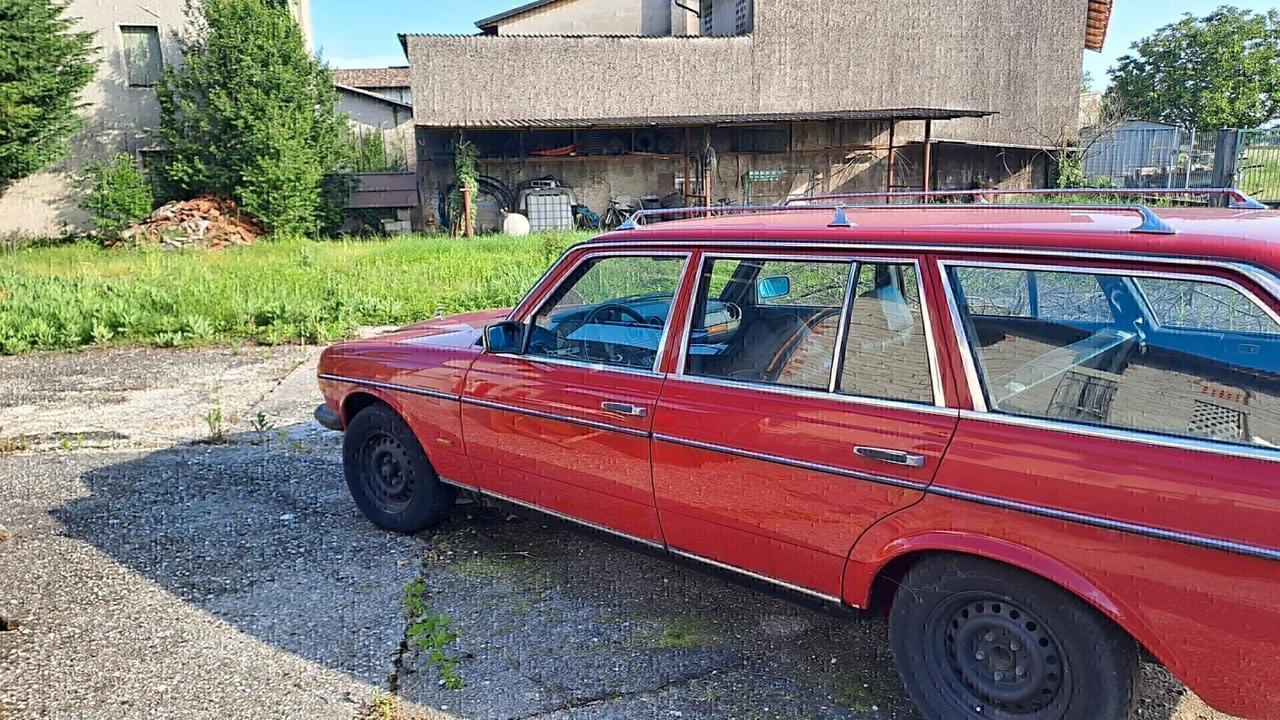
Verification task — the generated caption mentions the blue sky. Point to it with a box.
[313,0,1279,90]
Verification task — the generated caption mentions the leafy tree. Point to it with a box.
[1106,6,1280,130]
[0,0,95,195]
[157,0,345,235]
[79,154,154,236]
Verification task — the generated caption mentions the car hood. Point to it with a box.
[378,308,511,349]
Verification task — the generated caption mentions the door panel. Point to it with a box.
[652,255,957,599]
[462,355,664,542]
[459,252,691,545]
[653,379,955,597]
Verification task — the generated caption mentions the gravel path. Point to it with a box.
[0,345,1236,720]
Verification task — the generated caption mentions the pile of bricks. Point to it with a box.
[115,195,265,249]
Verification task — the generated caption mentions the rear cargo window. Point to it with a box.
[948,264,1280,449]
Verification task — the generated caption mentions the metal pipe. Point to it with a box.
[922,119,933,196]
[886,121,896,204]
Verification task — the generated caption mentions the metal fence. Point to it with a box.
[1235,128,1280,203]
[1080,124,1225,190]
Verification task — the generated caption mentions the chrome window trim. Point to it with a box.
[928,480,1280,562]
[675,252,946,408]
[826,262,860,393]
[319,374,460,402]
[519,249,692,376]
[668,548,846,605]
[938,258,1280,460]
[461,396,650,438]
[666,373,958,417]
[653,432,931,491]
[506,242,587,320]
[438,477,665,549]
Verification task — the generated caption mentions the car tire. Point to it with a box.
[889,555,1137,720]
[342,403,455,533]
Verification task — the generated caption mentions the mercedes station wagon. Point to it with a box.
[316,190,1280,720]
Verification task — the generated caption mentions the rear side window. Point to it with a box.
[683,257,934,404]
[685,258,853,390]
[948,264,1280,449]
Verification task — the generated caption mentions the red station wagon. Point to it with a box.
[316,190,1280,720]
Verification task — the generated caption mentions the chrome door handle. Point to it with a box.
[855,446,926,468]
[601,401,648,418]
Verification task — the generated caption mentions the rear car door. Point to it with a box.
[461,251,691,545]
[651,251,958,600]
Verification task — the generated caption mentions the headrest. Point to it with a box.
[861,285,914,333]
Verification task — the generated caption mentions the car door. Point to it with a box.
[651,251,958,600]
[461,250,692,545]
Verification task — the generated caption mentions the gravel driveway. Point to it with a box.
[0,345,1236,719]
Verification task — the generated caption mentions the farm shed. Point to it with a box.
[401,0,1109,230]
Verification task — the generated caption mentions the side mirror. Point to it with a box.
[482,321,527,355]
[758,275,792,300]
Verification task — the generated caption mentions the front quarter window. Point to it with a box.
[527,255,686,370]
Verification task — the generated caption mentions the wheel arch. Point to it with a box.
[848,534,1171,666]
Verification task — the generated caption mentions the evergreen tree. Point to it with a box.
[0,0,96,195]
[157,0,345,235]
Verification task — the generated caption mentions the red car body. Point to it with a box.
[319,206,1280,719]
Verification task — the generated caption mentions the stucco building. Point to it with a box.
[0,0,311,239]
[403,0,1114,229]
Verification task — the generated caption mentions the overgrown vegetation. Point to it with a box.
[403,579,464,690]
[343,128,408,173]
[446,139,479,235]
[0,232,590,354]
[156,0,346,235]
[78,154,154,237]
[0,0,95,196]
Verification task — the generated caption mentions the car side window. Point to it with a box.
[685,258,853,390]
[528,255,686,370]
[837,263,933,404]
[948,264,1280,449]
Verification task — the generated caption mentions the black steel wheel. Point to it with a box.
[342,403,455,533]
[890,555,1137,720]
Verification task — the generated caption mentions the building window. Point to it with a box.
[121,26,163,87]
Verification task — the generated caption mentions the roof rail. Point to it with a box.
[615,205,797,230]
[612,201,1178,235]
[785,187,1270,210]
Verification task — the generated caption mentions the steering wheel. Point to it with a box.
[579,303,652,364]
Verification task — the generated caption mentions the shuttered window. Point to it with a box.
[121,26,162,87]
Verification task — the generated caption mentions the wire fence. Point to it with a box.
[1079,125,1280,204]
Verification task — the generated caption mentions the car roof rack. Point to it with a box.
[785,187,1270,210]
[612,187,1270,235]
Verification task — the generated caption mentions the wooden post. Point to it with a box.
[886,121,896,203]
[462,184,474,238]
[922,119,934,196]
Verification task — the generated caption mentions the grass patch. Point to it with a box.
[0,232,587,354]
[404,579,465,691]
[649,614,721,649]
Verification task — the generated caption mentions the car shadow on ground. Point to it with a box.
[51,423,1192,720]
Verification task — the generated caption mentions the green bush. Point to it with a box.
[79,154,154,236]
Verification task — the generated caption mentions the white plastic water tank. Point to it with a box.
[503,212,531,237]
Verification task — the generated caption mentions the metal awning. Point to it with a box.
[423,107,995,130]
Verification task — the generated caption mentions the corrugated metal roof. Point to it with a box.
[475,0,572,30]
[1085,0,1112,51]
[332,67,411,88]
[421,107,995,129]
